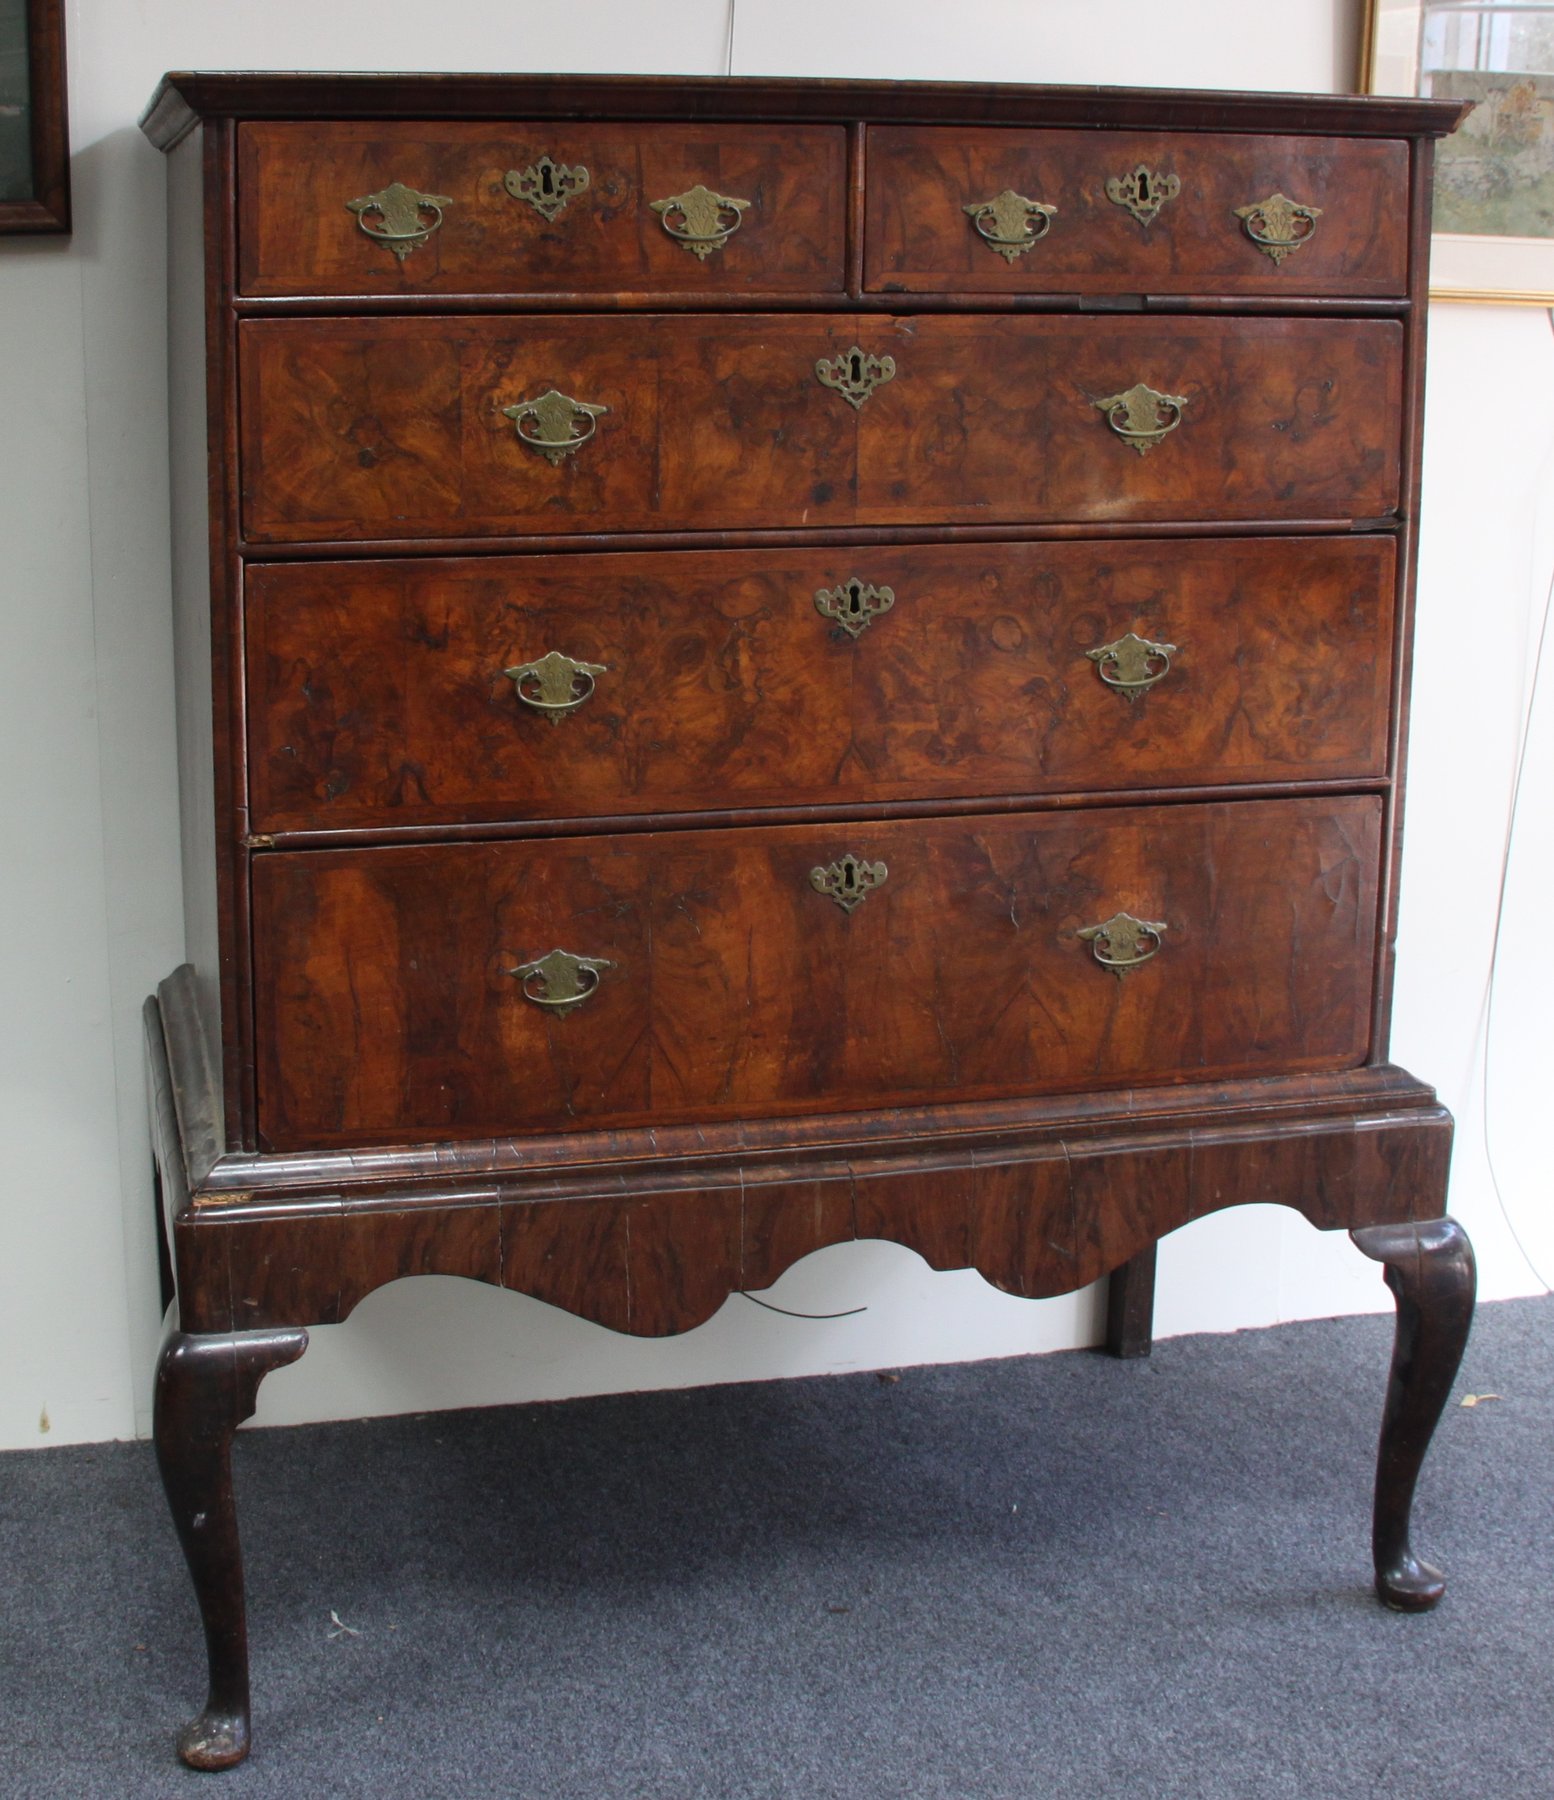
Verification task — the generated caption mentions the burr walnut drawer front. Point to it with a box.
[246,536,1396,834]
[864,127,1410,297]
[250,795,1381,1150]
[238,313,1403,544]
[235,121,847,297]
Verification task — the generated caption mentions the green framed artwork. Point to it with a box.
[0,0,69,234]
[1365,0,1554,301]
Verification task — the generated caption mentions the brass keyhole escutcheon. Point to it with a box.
[810,852,889,914]
[505,154,590,222]
[1086,632,1177,700]
[1077,911,1168,977]
[816,346,896,410]
[1105,165,1181,228]
[650,184,751,258]
[501,389,609,465]
[344,181,453,262]
[962,189,1057,262]
[815,577,896,639]
[1093,382,1189,455]
[503,651,608,723]
[508,948,614,1013]
[1234,191,1322,265]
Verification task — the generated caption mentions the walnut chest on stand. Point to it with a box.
[140,71,1475,1769]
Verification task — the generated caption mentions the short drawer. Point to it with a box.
[238,313,1403,543]
[246,536,1396,833]
[251,796,1381,1149]
[236,121,847,297]
[864,127,1410,296]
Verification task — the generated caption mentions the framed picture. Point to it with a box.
[0,0,69,235]
[1364,0,1554,301]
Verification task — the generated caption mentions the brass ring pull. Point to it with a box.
[810,852,888,914]
[504,155,590,222]
[815,577,895,639]
[1086,632,1177,700]
[503,651,608,724]
[650,184,751,259]
[508,948,614,1013]
[1077,911,1168,977]
[344,182,453,263]
[962,189,1056,263]
[1104,165,1181,229]
[816,346,896,410]
[502,389,609,465]
[1234,191,1322,265]
[1093,382,1189,456]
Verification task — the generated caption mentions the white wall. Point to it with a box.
[0,0,1547,1450]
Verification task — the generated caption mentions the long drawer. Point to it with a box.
[237,121,848,298]
[246,536,1396,832]
[238,314,1403,543]
[251,796,1381,1148]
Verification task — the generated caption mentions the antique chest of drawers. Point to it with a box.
[141,73,1474,1768]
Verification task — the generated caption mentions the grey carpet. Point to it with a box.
[1,1296,1549,1799]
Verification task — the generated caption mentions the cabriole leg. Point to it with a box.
[1350,1218,1475,1611]
[153,1327,309,1768]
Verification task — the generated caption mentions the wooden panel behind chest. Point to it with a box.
[251,796,1381,1149]
[238,313,1403,542]
[246,535,1396,832]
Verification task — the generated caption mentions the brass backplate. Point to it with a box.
[650,184,751,258]
[1234,191,1322,265]
[1077,911,1168,977]
[810,853,889,913]
[505,155,590,222]
[508,948,614,1012]
[344,182,453,261]
[1104,166,1181,228]
[816,346,896,410]
[1086,631,1177,699]
[814,577,896,639]
[502,389,609,465]
[962,189,1057,262]
[504,650,608,722]
[1093,382,1189,455]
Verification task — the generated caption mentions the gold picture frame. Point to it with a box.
[1363,0,1554,302]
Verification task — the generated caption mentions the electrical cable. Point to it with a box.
[1478,305,1554,1294]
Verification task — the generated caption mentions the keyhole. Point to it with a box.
[842,863,858,891]
[1137,171,1152,202]
[845,581,864,618]
[848,352,864,384]
[540,165,556,198]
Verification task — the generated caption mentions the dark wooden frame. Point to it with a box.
[141,73,1478,1771]
[0,0,69,233]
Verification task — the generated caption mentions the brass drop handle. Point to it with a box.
[344,182,453,262]
[815,577,896,639]
[816,346,896,410]
[1093,382,1189,455]
[650,184,751,258]
[503,651,608,723]
[508,948,614,1013]
[810,852,888,914]
[505,155,590,221]
[502,389,609,465]
[1234,191,1322,265]
[1078,911,1168,977]
[962,189,1056,263]
[1086,632,1177,700]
